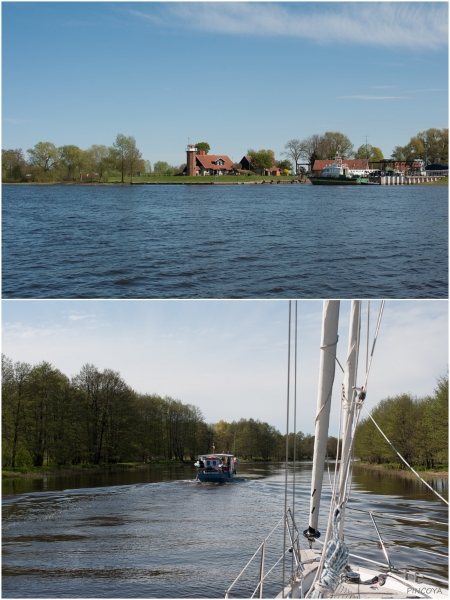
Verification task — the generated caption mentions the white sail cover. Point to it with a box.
[307,300,340,536]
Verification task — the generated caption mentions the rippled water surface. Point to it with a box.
[2,185,448,298]
[2,463,448,598]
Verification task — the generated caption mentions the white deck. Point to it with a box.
[278,549,448,599]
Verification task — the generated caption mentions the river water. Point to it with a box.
[2,463,448,598]
[2,185,447,299]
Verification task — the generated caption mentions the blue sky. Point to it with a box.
[2,2,448,166]
[2,300,447,435]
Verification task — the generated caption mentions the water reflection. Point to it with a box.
[2,462,447,598]
[351,464,448,500]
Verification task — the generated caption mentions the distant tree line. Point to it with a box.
[354,374,448,468]
[1,357,212,468]
[213,419,339,462]
[1,355,339,470]
[1,134,148,184]
[283,127,448,173]
[3,128,447,182]
[2,355,447,470]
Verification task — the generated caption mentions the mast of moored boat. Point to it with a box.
[337,300,361,537]
[304,300,340,540]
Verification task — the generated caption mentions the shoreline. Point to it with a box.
[3,461,448,481]
[2,461,186,480]
[3,176,447,187]
[1,180,311,186]
[353,462,448,480]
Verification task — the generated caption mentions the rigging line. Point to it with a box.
[362,300,385,393]
[343,400,364,508]
[225,518,285,597]
[394,545,449,558]
[292,301,298,577]
[345,507,448,526]
[335,356,344,373]
[282,301,291,599]
[370,511,393,569]
[337,531,448,554]
[361,404,449,506]
[366,300,370,375]
[314,377,335,423]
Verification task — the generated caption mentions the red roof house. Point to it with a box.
[184,149,235,176]
[312,159,370,173]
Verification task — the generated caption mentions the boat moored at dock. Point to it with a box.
[310,151,368,185]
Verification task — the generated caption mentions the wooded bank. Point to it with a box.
[2,356,447,472]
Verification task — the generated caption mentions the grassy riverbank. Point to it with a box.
[354,462,448,480]
[3,174,307,185]
[423,176,448,185]
[2,460,186,479]
[4,175,447,185]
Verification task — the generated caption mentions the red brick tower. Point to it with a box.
[186,144,197,176]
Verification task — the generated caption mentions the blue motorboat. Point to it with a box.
[195,453,238,483]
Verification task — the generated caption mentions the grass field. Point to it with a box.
[109,174,303,184]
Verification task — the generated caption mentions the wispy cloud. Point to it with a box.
[402,88,446,93]
[67,314,96,321]
[3,322,65,340]
[129,3,448,50]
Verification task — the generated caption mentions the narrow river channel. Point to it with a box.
[2,462,448,598]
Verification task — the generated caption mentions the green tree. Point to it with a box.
[72,364,133,464]
[154,161,174,176]
[323,131,354,159]
[417,128,448,164]
[27,142,61,173]
[277,159,293,172]
[2,356,32,468]
[391,128,448,165]
[247,149,275,174]
[22,362,69,467]
[126,137,143,183]
[2,148,26,180]
[12,163,24,180]
[354,144,384,161]
[112,134,130,183]
[87,144,111,182]
[60,145,87,181]
[195,142,210,155]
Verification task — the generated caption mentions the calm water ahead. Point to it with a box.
[2,184,448,298]
[2,463,448,598]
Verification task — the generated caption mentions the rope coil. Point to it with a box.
[312,509,349,598]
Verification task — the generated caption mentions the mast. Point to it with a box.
[304,300,340,539]
[338,300,361,535]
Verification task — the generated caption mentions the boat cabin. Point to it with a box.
[195,453,238,482]
[196,454,235,471]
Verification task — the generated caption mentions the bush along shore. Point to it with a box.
[2,460,187,479]
[353,462,448,480]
